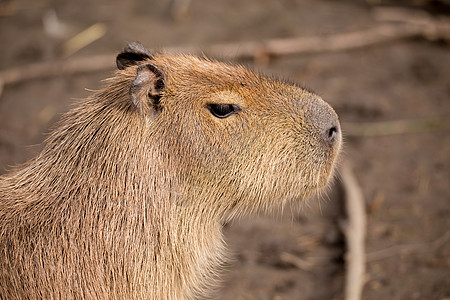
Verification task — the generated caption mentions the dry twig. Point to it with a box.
[0,54,113,87]
[61,23,107,57]
[279,252,314,271]
[340,163,367,300]
[1,11,449,90]
[372,7,450,41]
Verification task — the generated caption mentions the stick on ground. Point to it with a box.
[1,12,449,89]
[340,163,367,300]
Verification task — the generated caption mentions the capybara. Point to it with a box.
[0,42,341,299]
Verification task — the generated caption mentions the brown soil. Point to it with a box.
[1,0,449,299]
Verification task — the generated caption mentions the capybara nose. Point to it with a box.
[310,102,341,148]
[321,121,340,147]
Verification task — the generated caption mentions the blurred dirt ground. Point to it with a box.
[1,0,449,299]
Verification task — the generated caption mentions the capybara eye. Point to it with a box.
[206,103,241,118]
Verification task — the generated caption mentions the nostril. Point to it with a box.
[310,102,341,147]
[322,124,340,146]
[328,126,338,141]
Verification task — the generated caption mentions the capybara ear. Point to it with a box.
[116,42,153,70]
[130,63,166,114]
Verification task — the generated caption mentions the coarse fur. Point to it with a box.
[0,43,341,299]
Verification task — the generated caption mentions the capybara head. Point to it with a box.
[115,42,341,219]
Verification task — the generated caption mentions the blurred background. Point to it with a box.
[0,0,449,299]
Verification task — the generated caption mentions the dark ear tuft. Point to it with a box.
[130,63,166,114]
[116,42,153,70]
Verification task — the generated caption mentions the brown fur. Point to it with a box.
[0,44,341,299]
